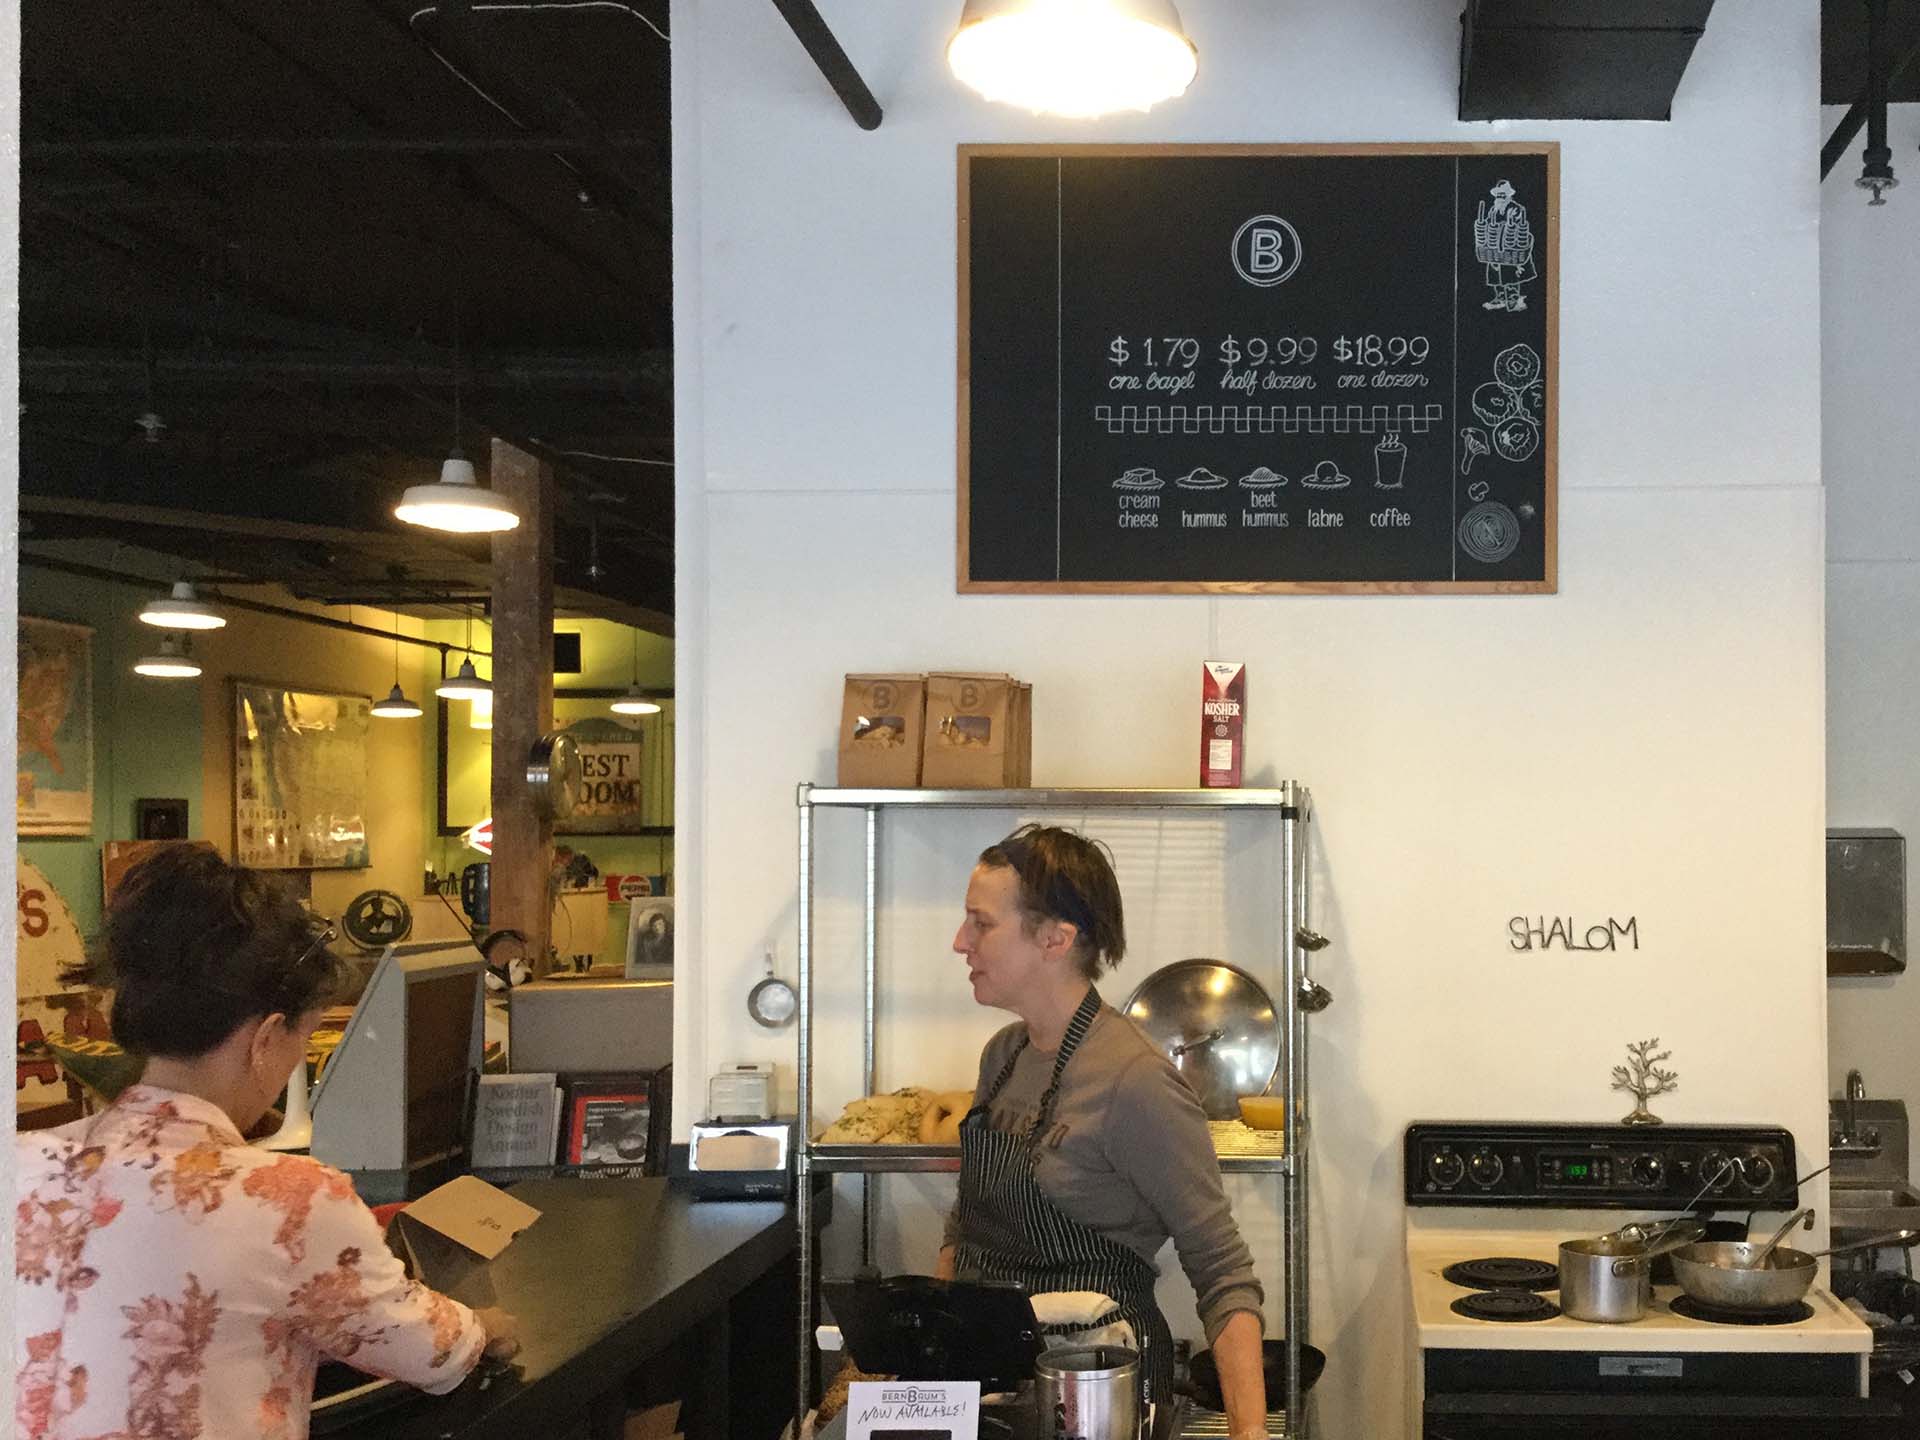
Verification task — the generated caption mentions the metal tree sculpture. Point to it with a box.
[1612,1037,1679,1126]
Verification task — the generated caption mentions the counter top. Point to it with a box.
[319,1178,796,1438]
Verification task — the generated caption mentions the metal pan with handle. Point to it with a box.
[1670,1227,1920,1312]
[1559,1220,1706,1323]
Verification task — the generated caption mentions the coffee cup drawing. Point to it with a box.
[1373,434,1406,490]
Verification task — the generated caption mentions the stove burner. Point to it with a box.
[1450,1289,1561,1322]
[1669,1295,1814,1326]
[1442,1257,1559,1292]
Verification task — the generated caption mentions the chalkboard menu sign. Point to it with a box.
[959,144,1558,594]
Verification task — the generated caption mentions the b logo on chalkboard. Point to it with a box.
[1232,214,1303,287]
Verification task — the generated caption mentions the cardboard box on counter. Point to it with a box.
[837,674,926,787]
[922,672,1030,788]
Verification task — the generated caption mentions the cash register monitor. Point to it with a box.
[310,940,485,1187]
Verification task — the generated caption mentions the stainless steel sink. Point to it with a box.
[1832,1178,1920,1247]
[1833,1186,1920,1209]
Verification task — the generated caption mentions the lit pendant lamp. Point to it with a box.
[435,609,492,701]
[395,312,520,533]
[610,627,660,715]
[436,655,492,702]
[947,0,1197,118]
[395,450,520,534]
[139,580,226,631]
[371,629,422,718]
[133,634,202,678]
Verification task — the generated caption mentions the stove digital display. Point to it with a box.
[1544,1151,1609,1185]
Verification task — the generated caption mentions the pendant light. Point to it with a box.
[610,626,660,715]
[371,627,422,719]
[947,0,1197,118]
[435,609,493,701]
[395,309,521,534]
[133,634,202,678]
[436,656,491,701]
[139,580,226,631]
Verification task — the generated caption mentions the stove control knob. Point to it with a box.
[1428,1149,1465,1188]
[1699,1150,1735,1191]
[1740,1153,1775,1192]
[1630,1153,1663,1188]
[1467,1148,1504,1188]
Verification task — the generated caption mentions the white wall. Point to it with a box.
[1825,103,1920,1124]
[673,6,1827,1437]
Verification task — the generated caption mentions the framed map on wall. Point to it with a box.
[233,682,371,870]
[18,617,94,836]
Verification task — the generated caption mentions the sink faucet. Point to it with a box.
[1834,1068,1883,1155]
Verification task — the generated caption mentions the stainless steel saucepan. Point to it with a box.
[1559,1219,1705,1323]
[1671,1227,1920,1312]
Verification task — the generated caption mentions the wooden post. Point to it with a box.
[488,438,556,973]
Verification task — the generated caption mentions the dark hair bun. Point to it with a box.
[64,846,343,1059]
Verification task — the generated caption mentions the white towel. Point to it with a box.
[1031,1290,1138,1352]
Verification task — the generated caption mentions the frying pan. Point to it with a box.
[1670,1227,1920,1312]
[1182,1340,1325,1412]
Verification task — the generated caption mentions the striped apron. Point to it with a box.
[952,988,1175,1403]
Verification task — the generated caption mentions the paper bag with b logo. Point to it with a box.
[385,1175,541,1311]
[838,674,926,787]
[922,673,1018,789]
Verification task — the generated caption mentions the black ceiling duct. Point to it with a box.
[1459,1,1716,121]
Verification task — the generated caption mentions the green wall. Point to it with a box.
[19,567,205,935]
[17,574,673,972]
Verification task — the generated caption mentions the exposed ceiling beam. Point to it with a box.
[22,348,671,392]
[770,0,883,130]
[26,131,662,160]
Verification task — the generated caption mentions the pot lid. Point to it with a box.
[1122,959,1279,1120]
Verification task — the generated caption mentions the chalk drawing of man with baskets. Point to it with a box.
[1473,179,1537,313]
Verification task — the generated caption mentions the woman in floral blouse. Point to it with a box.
[15,848,518,1440]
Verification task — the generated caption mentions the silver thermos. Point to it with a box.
[1035,1346,1141,1440]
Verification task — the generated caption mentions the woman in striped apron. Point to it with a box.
[936,826,1271,1439]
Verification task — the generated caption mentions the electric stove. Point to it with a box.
[1403,1121,1893,1439]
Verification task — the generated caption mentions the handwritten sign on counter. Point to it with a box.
[848,1380,980,1440]
[959,144,1558,594]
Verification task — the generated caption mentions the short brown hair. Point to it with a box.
[978,824,1126,981]
[63,847,343,1058]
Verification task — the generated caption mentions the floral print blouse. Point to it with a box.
[15,1085,486,1440]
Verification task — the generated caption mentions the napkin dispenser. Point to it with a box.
[687,1118,796,1201]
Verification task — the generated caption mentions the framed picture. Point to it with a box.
[439,690,675,839]
[136,797,190,840]
[18,617,94,835]
[233,682,371,870]
[559,1072,659,1175]
[625,897,673,977]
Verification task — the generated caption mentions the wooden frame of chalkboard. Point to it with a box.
[958,143,1558,595]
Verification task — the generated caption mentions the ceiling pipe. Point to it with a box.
[26,132,661,160]
[20,552,489,657]
[769,0,883,130]
[1821,19,1920,180]
[1857,0,1897,202]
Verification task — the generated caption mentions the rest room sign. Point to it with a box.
[564,718,643,831]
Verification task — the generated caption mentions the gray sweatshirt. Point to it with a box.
[943,1001,1265,1344]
